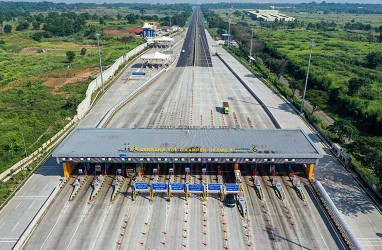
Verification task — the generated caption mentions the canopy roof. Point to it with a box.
[153,36,174,42]
[53,128,322,164]
[141,51,171,61]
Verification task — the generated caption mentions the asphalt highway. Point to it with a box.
[16,6,382,250]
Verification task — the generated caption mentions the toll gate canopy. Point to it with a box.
[53,128,322,164]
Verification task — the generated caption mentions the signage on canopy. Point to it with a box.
[130,147,258,153]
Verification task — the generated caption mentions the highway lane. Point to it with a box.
[106,56,274,129]
[0,158,62,250]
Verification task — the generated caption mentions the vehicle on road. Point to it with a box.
[223,101,230,114]
[181,49,185,53]
[225,194,236,207]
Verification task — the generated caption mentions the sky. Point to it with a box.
[1,0,382,4]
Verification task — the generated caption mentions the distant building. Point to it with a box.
[247,10,295,22]
[141,21,157,38]
[161,26,171,32]
[171,26,179,32]
[221,33,233,41]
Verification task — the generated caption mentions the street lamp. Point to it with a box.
[228,18,231,45]
[300,39,314,114]
[249,25,254,63]
[96,32,105,92]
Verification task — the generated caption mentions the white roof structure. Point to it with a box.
[53,128,322,164]
[141,51,171,62]
[153,36,174,43]
[142,24,154,29]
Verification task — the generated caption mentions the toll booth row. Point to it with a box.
[63,162,316,180]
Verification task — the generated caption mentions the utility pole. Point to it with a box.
[300,39,314,114]
[228,17,231,45]
[96,32,105,92]
[249,25,254,63]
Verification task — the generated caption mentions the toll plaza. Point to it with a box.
[53,128,321,203]
[53,128,321,178]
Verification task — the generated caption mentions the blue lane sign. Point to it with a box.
[208,183,222,191]
[225,184,239,192]
[152,183,168,191]
[135,182,149,190]
[132,71,146,76]
[119,153,127,158]
[170,183,184,192]
[188,184,204,193]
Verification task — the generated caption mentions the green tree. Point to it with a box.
[117,13,122,20]
[347,77,371,96]
[3,24,12,33]
[288,79,303,96]
[66,51,76,62]
[120,36,133,47]
[16,21,30,31]
[306,89,328,114]
[366,51,382,68]
[125,13,138,24]
[80,48,87,55]
[329,119,359,143]
[32,21,40,30]
[99,17,106,25]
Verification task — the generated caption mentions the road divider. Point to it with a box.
[111,175,124,201]
[90,175,105,201]
[69,176,87,201]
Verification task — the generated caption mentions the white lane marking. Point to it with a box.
[0,240,17,243]
[358,238,382,240]
[0,223,4,230]
[40,201,70,250]
[12,222,19,231]
[15,202,22,209]
[28,200,37,209]
[65,202,92,250]
[42,184,49,191]
[30,184,37,191]
[14,196,49,198]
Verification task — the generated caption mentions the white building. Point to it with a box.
[247,10,295,22]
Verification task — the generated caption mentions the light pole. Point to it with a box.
[300,39,314,114]
[96,32,105,92]
[228,17,231,45]
[249,25,254,63]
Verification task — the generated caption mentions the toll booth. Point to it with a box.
[53,128,322,185]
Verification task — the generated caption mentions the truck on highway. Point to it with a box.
[223,102,230,114]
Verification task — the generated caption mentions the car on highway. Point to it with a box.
[181,49,185,53]
[225,194,236,207]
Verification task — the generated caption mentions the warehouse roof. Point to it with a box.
[53,128,321,164]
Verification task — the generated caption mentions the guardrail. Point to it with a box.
[313,181,362,250]
[215,53,281,129]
